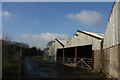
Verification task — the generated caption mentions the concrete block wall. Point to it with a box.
[102,1,120,79]
[118,45,120,80]
[102,45,119,78]
[118,2,120,80]
[93,50,101,72]
[0,40,2,79]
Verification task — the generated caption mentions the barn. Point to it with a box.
[44,1,120,79]
[44,39,68,62]
[102,1,120,79]
[57,30,104,72]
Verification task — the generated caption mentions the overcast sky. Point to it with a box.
[1,2,113,49]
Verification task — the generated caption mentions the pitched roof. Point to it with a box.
[55,39,68,47]
[77,30,104,39]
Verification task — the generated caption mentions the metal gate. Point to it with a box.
[57,57,92,70]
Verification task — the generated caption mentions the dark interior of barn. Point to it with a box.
[57,45,92,59]
[57,48,63,57]
[77,45,92,58]
[64,47,75,58]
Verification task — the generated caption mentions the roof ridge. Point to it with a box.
[77,30,104,39]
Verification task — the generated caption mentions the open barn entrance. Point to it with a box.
[77,45,93,70]
[64,47,75,58]
[57,48,63,63]
[57,45,93,70]
[77,45,92,58]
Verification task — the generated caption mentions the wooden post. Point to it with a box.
[92,51,94,70]
[62,47,65,64]
[100,39,103,71]
[74,47,77,67]
[55,52,57,63]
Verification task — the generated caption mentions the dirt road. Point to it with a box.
[23,58,106,78]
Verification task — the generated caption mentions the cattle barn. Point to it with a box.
[44,39,68,62]
[44,1,120,79]
[57,30,104,72]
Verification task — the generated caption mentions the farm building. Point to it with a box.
[44,1,120,79]
[102,1,120,79]
[44,39,68,62]
[57,30,104,72]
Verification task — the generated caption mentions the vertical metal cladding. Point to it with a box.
[118,2,120,44]
[102,2,120,79]
[103,2,119,49]
[118,2,120,80]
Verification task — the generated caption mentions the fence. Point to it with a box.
[57,57,92,70]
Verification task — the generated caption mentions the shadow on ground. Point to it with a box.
[2,58,114,80]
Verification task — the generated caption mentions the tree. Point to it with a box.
[2,33,13,41]
[47,40,54,47]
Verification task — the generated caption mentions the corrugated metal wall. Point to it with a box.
[103,2,119,49]
[65,32,101,50]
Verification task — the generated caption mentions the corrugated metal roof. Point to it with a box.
[77,30,104,39]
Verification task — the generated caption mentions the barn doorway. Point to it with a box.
[77,45,93,70]
[77,45,92,58]
[57,48,63,63]
[57,45,93,70]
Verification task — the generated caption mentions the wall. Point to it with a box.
[48,40,66,62]
[64,31,103,71]
[93,50,101,72]
[118,44,120,80]
[103,45,119,78]
[103,2,119,49]
[103,2,120,79]
[65,35,80,48]
[0,40,2,79]
[118,2,120,44]
[65,32,102,50]
[48,42,56,62]
[118,2,120,80]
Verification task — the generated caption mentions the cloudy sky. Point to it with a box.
[2,2,113,49]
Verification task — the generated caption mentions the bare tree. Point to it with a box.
[47,40,55,47]
[2,33,13,41]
